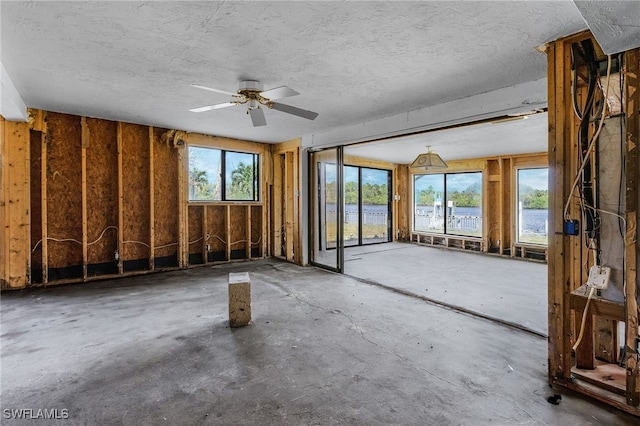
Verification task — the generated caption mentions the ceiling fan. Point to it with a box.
[189,80,319,127]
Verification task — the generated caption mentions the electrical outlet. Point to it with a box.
[587,265,611,289]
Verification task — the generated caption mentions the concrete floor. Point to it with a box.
[343,242,548,336]
[1,258,638,425]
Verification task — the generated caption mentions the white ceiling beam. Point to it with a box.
[1,61,27,122]
[303,78,547,150]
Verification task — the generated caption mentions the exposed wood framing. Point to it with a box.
[202,206,208,263]
[177,142,188,268]
[0,118,31,289]
[547,32,574,385]
[272,153,283,257]
[624,47,639,407]
[117,122,124,274]
[4,112,265,288]
[246,205,252,258]
[226,205,231,261]
[285,151,295,261]
[40,117,48,283]
[272,140,302,263]
[149,126,155,270]
[546,31,640,416]
[394,164,409,241]
[81,117,89,279]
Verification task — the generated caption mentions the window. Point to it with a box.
[517,168,548,245]
[188,146,259,202]
[413,172,482,237]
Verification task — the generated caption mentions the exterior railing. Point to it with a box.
[414,214,482,233]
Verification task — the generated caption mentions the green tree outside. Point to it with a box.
[189,167,216,200]
[227,162,255,200]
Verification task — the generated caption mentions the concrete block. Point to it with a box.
[228,272,251,327]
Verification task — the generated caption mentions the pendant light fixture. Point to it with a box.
[410,146,448,169]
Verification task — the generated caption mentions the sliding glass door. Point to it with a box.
[361,168,391,244]
[310,147,343,272]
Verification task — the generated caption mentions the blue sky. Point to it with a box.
[189,146,221,182]
[519,168,548,190]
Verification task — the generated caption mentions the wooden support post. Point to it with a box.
[226,205,231,261]
[245,205,252,259]
[177,143,188,268]
[0,119,31,289]
[117,122,124,274]
[40,120,48,284]
[575,314,595,369]
[547,39,574,382]
[149,126,155,270]
[497,158,505,255]
[202,206,208,264]
[262,154,269,259]
[285,151,295,261]
[272,153,283,257]
[623,48,639,407]
[81,117,89,280]
[292,148,301,264]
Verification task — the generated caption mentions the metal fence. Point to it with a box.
[414,213,482,233]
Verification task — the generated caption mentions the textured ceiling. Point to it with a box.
[1,1,588,152]
[6,1,635,163]
[345,111,549,163]
[574,0,640,54]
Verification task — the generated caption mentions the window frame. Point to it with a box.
[515,166,549,246]
[187,145,260,203]
[412,170,483,237]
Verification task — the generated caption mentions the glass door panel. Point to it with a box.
[344,166,360,247]
[361,168,391,243]
[310,148,343,272]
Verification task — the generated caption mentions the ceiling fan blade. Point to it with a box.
[260,86,299,100]
[249,107,267,127]
[190,84,237,97]
[189,102,236,113]
[270,102,319,120]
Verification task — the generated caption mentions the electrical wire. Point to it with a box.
[31,225,179,253]
[563,54,613,221]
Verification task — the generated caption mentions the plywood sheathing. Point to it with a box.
[29,129,43,277]
[251,205,262,258]
[152,127,179,260]
[188,205,203,258]
[120,123,151,263]
[46,113,82,270]
[85,118,118,267]
[205,206,227,259]
[229,205,247,259]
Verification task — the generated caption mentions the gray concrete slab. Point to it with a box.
[344,242,548,336]
[1,259,636,425]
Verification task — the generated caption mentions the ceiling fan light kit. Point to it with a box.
[190,80,318,127]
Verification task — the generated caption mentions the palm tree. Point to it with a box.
[228,162,255,199]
